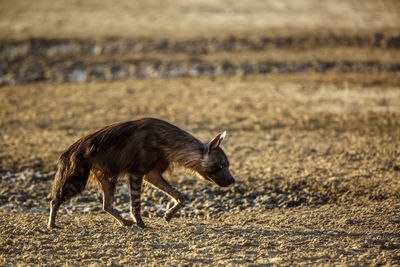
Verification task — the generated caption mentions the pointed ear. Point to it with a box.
[204,131,226,154]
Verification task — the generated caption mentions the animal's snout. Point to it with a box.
[210,168,235,187]
[220,173,235,187]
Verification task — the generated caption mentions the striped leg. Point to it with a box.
[129,174,146,228]
[144,170,185,223]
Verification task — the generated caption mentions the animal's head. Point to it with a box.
[198,131,235,187]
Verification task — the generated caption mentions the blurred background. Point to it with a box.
[1,0,399,85]
[1,0,400,211]
[1,0,400,210]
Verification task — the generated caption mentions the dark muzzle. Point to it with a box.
[209,168,235,187]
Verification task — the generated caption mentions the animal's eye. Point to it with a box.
[219,163,226,169]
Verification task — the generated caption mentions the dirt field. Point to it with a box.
[1,0,400,266]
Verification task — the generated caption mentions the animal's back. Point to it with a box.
[77,118,190,176]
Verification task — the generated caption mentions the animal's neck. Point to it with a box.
[161,135,202,170]
[168,143,203,169]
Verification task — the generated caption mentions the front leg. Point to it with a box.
[129,174,146,228]
[144,170,185,223]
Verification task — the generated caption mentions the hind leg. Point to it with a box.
[48,171,89,228]
[48,200,61,228]
[99,179,133,226]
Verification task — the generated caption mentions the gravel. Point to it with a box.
[1,34,400,86]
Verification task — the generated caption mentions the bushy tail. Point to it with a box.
[48,141,91,228]
[51,143,91,203]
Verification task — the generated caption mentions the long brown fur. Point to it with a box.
[48,118,234,228]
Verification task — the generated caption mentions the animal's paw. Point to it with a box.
[48,223,63,230]
[164,214,172,223]
[120,219,134,227]
[136,218,147,228]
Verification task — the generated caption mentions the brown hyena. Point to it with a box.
[48,118,234,228]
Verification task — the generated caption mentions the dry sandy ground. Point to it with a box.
[1,202,399,266]
[1,0,400,266]
[1,74,400,197]
[1,73,399,266]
